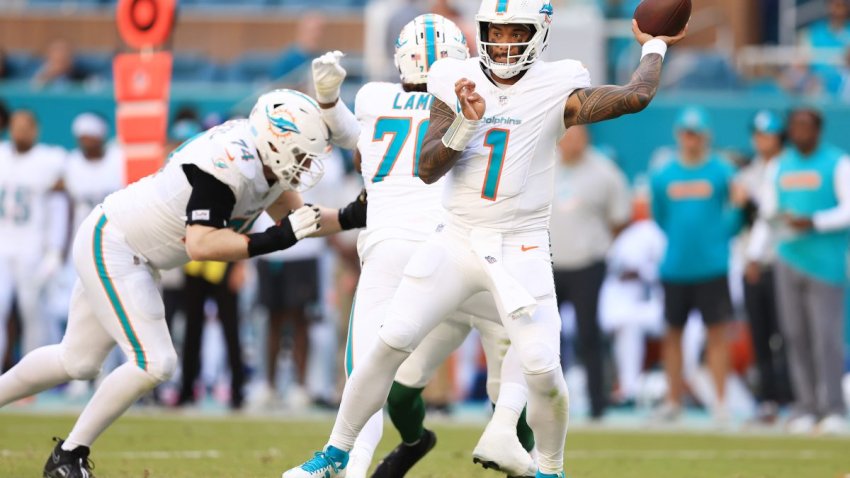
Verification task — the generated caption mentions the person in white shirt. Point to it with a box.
[549,124,631,420]
[0,110,67,365]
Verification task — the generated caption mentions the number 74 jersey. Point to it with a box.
[427,57,591,233]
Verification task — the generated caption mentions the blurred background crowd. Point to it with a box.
[1,0,850,434]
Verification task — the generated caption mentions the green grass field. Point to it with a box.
[1,412,849,478]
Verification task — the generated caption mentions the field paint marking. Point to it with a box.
[2,448,841,462]
[566,449,836,460]
[0,449,221,460]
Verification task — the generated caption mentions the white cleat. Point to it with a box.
[472,423,536,477]
[786,414,816,435]
[816,414,847,436]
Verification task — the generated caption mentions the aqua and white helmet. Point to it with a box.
[394,13,470,85]
[475,0,553,79]
[248,89,330,191]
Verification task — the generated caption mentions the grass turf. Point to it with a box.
[1,412,849,477]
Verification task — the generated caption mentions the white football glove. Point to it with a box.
[311,50,346,104]
[288,204,322,240]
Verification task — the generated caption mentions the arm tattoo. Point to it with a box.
[565,53,663,127]
[418,99,465,184]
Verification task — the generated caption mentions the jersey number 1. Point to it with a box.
[372,117,430,183]
[481,128,509,201]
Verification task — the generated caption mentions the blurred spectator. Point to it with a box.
[598,192,666,407]
[649,106,747,422]
[550,125,631,420]
[0,100,9,139]
[739,111,793,424]
[778,57,823,96]
[271,13,325,80]
[31,40,87,89]
[59,112,126,399]
[253,219,325,409]
[0,49,9,81]
[0,110,67,367]
[178,261,246,410]
[799,0,850,50]
[748,108,850,435]
[63,113,123,230]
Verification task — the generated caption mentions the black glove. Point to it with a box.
[338,188,367,230]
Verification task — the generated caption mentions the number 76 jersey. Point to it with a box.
[427,57,591,233]
[355,81,445,247]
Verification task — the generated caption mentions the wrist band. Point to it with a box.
[641,38,668,61]
[442,114,480,151]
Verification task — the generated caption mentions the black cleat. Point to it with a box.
[370,429,436,478]
[43,437,96,478]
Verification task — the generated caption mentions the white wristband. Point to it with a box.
[641,39,668,61]
[315,87,341,105]
[442,114,480,151]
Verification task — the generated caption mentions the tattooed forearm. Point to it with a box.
[564,53,663,127]
[418,99,465,184]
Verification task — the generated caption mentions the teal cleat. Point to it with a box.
[535,472,565,478]
[282,445,349,478]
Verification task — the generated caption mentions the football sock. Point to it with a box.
[64,363,158,449]
[387,381,426,444]
[328,340,410,451]
[0,345,72,406]
[347,411,383,476]
[525,367,569,474]
[517,407,535,452]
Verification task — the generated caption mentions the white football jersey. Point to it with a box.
[0,142,66,256]
[355,81,445,250]
[102,120,286,270]
[428,57,591,232]
[64,143,124,233]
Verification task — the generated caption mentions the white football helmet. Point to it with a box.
[475,0,553,79]
[248,89,330,191]
[394,13,470,85]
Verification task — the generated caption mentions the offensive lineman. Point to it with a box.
[311,14,535,478]
[286,0,686,476]
[0,90,367,478]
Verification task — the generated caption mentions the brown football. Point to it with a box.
[633,0,691,37]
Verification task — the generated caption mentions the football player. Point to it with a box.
[311,13,535,478]
[0,89,367,478]
[285,1,685,477]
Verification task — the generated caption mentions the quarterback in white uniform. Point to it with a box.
[0,110,67,362]
[311,14,535,478]
[286,1,685,476]
[0,90,367,478]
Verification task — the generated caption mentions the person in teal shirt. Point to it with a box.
[747,108,850,435]
[649,106,747,422]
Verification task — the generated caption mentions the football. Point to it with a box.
[633,0,691,37]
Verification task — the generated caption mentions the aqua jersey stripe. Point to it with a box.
[496,0,509,13]
[344,290,357,377]
[93,214,147,370]
[424,15,438,70]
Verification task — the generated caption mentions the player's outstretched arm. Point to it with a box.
[563,20,686,127]
[419,78,486,184]
[267,188,367,238]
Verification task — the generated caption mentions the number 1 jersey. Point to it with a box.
[427,57,591,233]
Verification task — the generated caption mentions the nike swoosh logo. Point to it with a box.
[520,245,539,252]
[52,450,61,464]
[225,150,235,162]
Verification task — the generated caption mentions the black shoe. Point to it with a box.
[43,437,96,478]
[370,429,436,478]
